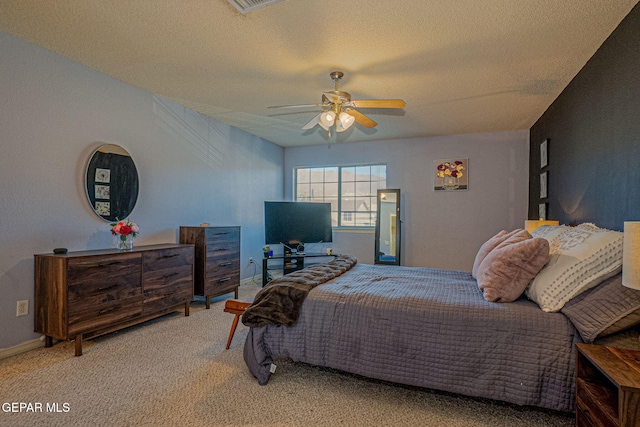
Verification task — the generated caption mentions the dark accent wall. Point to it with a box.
[529,3,640,231]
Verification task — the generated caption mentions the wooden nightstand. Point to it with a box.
[575,344,640,426]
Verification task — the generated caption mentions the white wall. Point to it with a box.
[285,130,530,269]
[0,31,284,349]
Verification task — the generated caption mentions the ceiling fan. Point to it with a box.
[269,71,406,137]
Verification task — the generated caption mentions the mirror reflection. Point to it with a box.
[375,189,401,265]
[85,144,139,222]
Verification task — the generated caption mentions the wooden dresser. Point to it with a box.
[179,226,240,308]
[34,244,194,356]
[576,344,640,426]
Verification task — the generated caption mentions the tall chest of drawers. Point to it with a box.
[34,244,194,356]
[179,226,240,309]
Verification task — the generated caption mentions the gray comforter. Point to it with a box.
[244,264,580,412]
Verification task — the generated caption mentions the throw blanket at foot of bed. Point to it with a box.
[241,255,357,327]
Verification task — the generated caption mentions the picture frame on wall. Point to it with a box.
[433,158,468,191]
[95,184,110,200]
[95,168,111,183]
[540,171,548,199]
[95,201,110,216]
[540,139,548,169]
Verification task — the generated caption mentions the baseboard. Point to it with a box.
[241,275,262,287]
[0,337,45,360]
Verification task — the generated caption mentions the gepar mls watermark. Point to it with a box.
[3,402,70,413]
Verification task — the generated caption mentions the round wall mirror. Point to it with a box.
[85,144,139,222]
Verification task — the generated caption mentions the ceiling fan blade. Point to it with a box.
[302,112,322,130]
[345,108,378,129]
[349,99,406,109]
[268,103,324,109]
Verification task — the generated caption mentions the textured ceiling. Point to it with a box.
[0,0,638,147]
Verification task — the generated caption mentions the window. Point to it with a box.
[295,164,387,227]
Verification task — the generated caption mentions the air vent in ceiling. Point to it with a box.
[227,0,286,14]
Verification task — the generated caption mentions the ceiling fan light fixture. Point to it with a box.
[320,110,336,127]
[339,112,355,129]
[270,71,405,137]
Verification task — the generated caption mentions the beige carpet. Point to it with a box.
[0,282,574,427]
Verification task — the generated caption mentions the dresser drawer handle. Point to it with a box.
[163,272,178,279]
[215,248,229,252]
[97,284,117,291]
[219,262,232,267]
[98,306,117,315]
[162,253,179,258]
[98,261,122,267]
[218,277,231,283]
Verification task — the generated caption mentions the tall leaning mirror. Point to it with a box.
[375,189,401,265]
[85,144,139,222]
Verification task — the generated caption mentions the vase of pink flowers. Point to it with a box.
[111,219,139,251]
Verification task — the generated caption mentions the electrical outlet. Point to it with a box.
[16,300,29,317]
[248,257,254,265]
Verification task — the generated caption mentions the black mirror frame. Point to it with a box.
[374,188,401,265]
[85,144,139,222]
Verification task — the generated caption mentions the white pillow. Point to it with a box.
[525,223,623,312]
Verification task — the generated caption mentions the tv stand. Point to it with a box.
[262,253,336,286]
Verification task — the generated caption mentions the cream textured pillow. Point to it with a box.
[525,223,623,312]
[477,230,550,303]
[472,229,514,278]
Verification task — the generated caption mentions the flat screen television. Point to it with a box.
[264,201,333,247]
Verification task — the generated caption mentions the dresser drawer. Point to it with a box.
[206,256,239,278]
[67,253,142,305]
[68,296,142,336]
[205,254,240,296]
[143,246,194,272]
[143,264,194,314]
[142,246,193,314]
[204,274,239,295]
[206,228,240,252]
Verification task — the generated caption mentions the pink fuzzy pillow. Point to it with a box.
[472,229,519,278]
[477,230,550,303]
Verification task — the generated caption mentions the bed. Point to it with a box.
[242,224,640,413]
